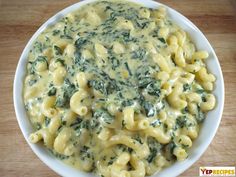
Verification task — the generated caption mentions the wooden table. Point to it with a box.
[0,0,235,176]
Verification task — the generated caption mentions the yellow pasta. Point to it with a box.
[173,146,188,161]
[70,89,89,116]
[54,127,74,156]
[41,96,57,118]
[29,129,55,148]
[174,46,186,67]
[106,135,149,159]
[123,107,149,130]
[167,83,187,110]
[76,72,88,88]
[145,127,171,144]
[52,66,67,85]
[152,53,171,73]
[116,17,134,30]
[192,51,209,60]
[200,94,216,112]
[64,44,75,58]
[112,41,125,54]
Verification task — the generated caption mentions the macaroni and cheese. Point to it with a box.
[23,0,216,176]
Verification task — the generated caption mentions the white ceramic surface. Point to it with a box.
[13,0,225,176]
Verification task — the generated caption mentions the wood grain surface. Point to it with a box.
[0,0,235,176]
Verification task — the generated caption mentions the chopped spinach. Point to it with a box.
[90,118,101,130]
[117,144,133,153]
[131,48,146,60]
[93,109,114,125]
[55,79,76,108]
[202,95,207,102]
[164,141,176,160]
[104,5,115,12]
[181,107,189,114]
[124,62,132,76]
[53,45,63,55]
[142,100,156,117]
[60,35,73,40]
[196,105,205,123]
[145,80,161,97]
[133,135,143,144]
[29,56,48,74]
[71,118,85,128]
[45,117,51,127]
[150,119,161,127]
[33,41,44,53]
[81,120,90,129]
[121,99,134,107]
[183,83,191,92]
[36,123,41,130]
[120,31,137,43]
[107,156,116,165]
[158,37,166,44]
[135,65,155,79]
[196,89,205,94]
[51,150,69,160]
[135,20,150,29]
[52,29,60,36]
[48,87,57,96]
[75,37,88,49]
[176,115,188,128]
[28,78,38,86]
[80,146,94,162]
[55,58,65,66]
[88,72,119,95]
[88,79,107,95]
[138,77,154,89]
[71,119,92,136]
[146,137,162,163]
[36,56,48,64]
[109,56,120,70]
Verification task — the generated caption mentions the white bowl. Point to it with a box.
[13,0,225,176]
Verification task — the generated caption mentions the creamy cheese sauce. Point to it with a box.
[23,0,216,176]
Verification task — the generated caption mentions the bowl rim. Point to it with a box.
[13,0,225,177]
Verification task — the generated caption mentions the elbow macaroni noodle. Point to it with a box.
[23,1,216,176]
